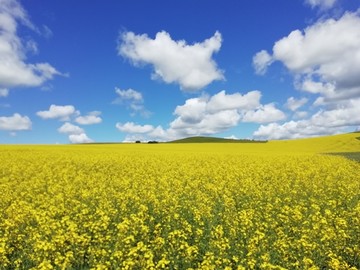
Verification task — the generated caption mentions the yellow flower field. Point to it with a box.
[0,133,359,269]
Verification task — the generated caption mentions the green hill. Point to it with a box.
[168,136,267,143]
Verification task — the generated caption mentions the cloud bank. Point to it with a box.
[252,10,360,139]
[116,90,285,142]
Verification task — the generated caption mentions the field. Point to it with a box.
[0,133,360,269]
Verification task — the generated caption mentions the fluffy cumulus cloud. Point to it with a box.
[252,11,360,139]
[206,90,262,113]
[118,31,224,91]
[169,91,264,137]
[116,90,285,141]
[37,104,98,143]
[116,122,154,134]
[36,105,78,121]
[75,111,102,125]
[304,0,337,10]
[68,133,93,144]
[58,122,84,135]
[57,122,93,143]
[254,11,360,103]
[0,113,31,131]
[0,0,61,91]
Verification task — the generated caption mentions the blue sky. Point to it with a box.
[1,0,360,143]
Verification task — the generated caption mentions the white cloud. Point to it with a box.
[75,111,102,125]
[225,135,239,140]
[254,121,334,140]
[294,111,308,119]
[305,0,337,10]
[116,90,285,141]
[113,87,150,117]
[254,98,360,140]
[116,122,154,134]
[206,90,261,113]
[170,108,241,136]
[58,122,84,135]
[252,50,273,75]
[0,0,61,90]
[172,90,262,128]
[57,120,95,143]
[118,31,224,91]
[169,90,264,136]
[36,104,77,121]
[285,97,308,111]
[0,113,31,131]
[68,133,93,144]
[114,88,143,102]
[299,79,335,95]
[242,103,286,124]
[254,11,360,103]
[147,126,171,141]
[0,88,9,97]
[173,97,207,124]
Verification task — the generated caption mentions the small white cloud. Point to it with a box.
[75,111,102,125]
[206,90,261,113]
[285,97,308,111]
[0,113,31,131]
[252,50,273,75]
[58,122,84,135]
[116,122,154,134]
[118,31,224,91]
[242,103,286,124]
[69,133,93,144]
[36,104,77,121]
[0,0,62,91]
[57,121,94,143]
[304,0,337,10]
[113,87,150,117]
[114,88,143,102]
[0,88,9,97]
[225,135,239,140]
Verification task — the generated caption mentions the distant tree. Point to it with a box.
[135,140,141,143]
[148,141,158,144]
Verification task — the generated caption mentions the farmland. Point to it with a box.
[0,133,359,269]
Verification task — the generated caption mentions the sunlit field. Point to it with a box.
[1,133,360,269]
